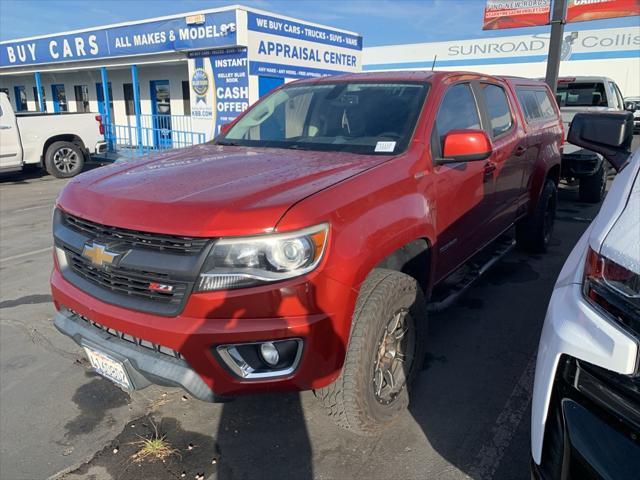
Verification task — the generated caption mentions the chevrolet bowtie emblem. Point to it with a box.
[82,243,119,267]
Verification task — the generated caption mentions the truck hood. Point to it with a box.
[57,144,387,237]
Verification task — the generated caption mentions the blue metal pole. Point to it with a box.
[131,65,143,151]
[100,67,112,150]
[34,72,44,112]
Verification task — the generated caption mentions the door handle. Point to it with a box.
[0,125,12,130]
[514,145,526,157]
[483,161,497,177]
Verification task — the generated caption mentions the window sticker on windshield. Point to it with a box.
[375,141,396,153]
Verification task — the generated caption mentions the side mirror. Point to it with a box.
[624,103,637,112]
[220,123,233,136]
[567,112,633,172]
[438,129,492,163]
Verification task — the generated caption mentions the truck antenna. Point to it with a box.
[431,55,437,71]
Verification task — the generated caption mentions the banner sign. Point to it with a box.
[482,0,551,30]
[566,0,640,23]
[189,56,213,120]
[209,48,249,135]
[247,12,362,79]
[0,10,237,67]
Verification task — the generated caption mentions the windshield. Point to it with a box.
[218,82,429,155]
[556,82,608,107]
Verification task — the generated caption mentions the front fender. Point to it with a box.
[276,154,436,292]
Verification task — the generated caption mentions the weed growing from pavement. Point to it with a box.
[130,420,181,463]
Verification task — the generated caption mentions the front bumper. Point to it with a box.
[54,308,227,402]
[51,266,354,398]
[531,279,639,466]
[533,357,640,479]
[561,152,602,178]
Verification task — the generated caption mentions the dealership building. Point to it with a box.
[0,5,362,151]
[363,25,640,97]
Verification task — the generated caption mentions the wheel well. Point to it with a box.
[547,164,560,185]
[42,135,86,162]
[376,239,431,293]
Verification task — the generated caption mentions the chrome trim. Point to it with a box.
[217,339,304,380]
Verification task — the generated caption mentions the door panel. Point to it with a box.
[432,82,493,280]
[476,82,528,237]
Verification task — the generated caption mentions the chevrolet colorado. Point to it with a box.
[51,71,563,433]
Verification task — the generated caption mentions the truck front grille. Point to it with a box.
[62,212,210,254]
[65,248,188,306]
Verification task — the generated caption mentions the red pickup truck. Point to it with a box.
[51,71,562,434]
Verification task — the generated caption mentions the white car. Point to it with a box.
[531,112,639,478]
[0,92,106,178]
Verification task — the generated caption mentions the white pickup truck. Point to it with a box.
[0,92,106,178]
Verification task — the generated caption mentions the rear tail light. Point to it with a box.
[583,247,640,332]
[95,115,104,135]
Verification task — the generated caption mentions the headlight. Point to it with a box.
[196,223,329,291]
[583,247,640,332]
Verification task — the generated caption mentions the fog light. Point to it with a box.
[260,342,280,366]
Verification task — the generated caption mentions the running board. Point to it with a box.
[428,238,516,313]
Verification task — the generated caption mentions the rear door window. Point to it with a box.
[479,83,513,137]
[516,88,557,123]
[435,83,481,147]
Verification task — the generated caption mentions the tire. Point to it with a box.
[316,268,427,435]
[44,141,85,178]
[516,178,557,254]
[578,164,606,203]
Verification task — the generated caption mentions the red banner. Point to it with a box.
[566,0,640,23]
[483,0,551,30]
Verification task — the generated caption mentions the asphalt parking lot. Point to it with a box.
[1,137,638,480]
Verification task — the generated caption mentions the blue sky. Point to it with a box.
[0,0,637,45]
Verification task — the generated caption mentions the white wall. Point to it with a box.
[364,26,640,97]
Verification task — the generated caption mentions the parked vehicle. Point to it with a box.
[555,76,626,203]
[51,71,563,433]
[624,96,640,132]
[0,92,106,178]
[531,112,639,479]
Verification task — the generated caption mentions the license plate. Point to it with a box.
[83,346,132,390]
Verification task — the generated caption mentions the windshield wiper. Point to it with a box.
[216,140,239,146]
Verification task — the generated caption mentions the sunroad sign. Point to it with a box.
[0,10,237,68]
[364,26,640,69]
